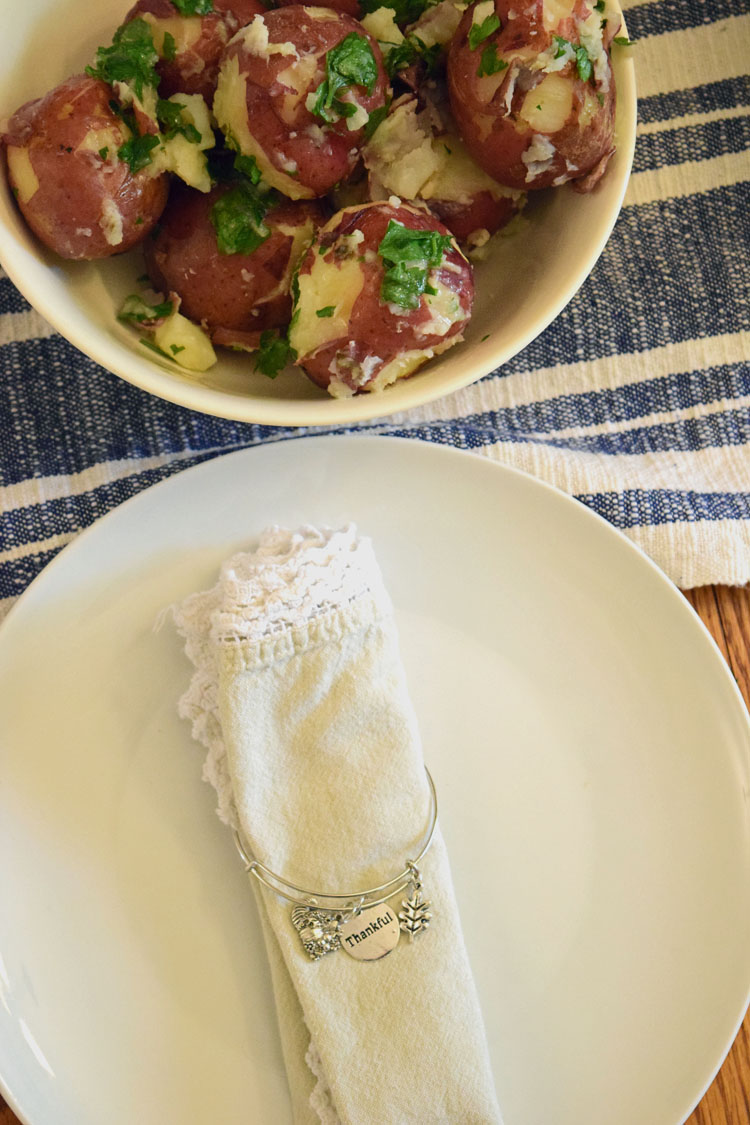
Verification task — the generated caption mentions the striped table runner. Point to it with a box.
[1,0,748,620]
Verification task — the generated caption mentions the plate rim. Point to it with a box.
[0,433,748,1125]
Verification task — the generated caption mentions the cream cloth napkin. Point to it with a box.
[174,525,501,1125]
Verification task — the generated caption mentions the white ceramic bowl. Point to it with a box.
[0,0,636,426]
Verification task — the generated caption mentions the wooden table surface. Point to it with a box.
[1,585,749,1125]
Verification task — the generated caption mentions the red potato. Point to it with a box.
[289,200,473,396]
[144,180,321,346]
[363,96,524,245]
[447,0,616,191]
[213,7,390,200]
[427,191,517,242]
[3,74,168,260]
[123,0,266,102]
[276,0,363,19]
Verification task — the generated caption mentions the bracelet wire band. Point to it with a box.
[233,766,438,915]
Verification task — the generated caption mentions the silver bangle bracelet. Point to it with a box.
[233,767,438,961]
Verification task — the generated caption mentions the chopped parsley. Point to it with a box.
[169,344,186,355]
[117,131,160,173]
[613,35,633,45]
[156,98,202,143]
[118,294,174,324]
[172,0,214,13]
[98,146,109,160]
[254,330,296,378]
[594,0,605,10]
[210,183,271,255]
[140,337,174,360]
[385,35,441,79]
[234,153,262,183]
[86,19,159,101]
[364,102,389,138]
[377,221,454,309]
[360,0,434,27]
[162,31,177,61]
[554,35,593,82]
[311,33,378,124]
[468,9,500,51]
[477,41,507,77]
[316,306,336,317]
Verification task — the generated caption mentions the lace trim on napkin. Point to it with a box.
[212,524,390,644]
[173,524,389,825]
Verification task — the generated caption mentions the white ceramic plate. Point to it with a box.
[1,436,749,1125]
[0,0,636,426]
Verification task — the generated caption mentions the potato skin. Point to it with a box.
[276,0,363,19]
[447,0,616,191]
[290,200,473,394]
[427,192,517,241]
[124,0,266,101]
[215,8,389,199]
[3,74,168,260]
[144,181,321,343]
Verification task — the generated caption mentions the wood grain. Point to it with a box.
[2,586,750,1125]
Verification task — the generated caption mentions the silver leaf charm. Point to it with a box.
[398,868,432,941]
[291,905,341,960]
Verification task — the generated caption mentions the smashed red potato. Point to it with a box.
[213,7,389,199]
[3,74,168,260]
[448,0,617,191]
[289,200,473,396]
[1,0,623,394]
[362,95,525,246]
[145,180,321,346]
[123,0,265,102]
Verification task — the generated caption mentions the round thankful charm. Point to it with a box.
[339,904,400,961]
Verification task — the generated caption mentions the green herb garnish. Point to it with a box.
[359,0,435,27]
[553,35,593,82]
[385,35,441,78]
[468,9,500,51]
[594,0,605,10]
[477,41,507,76]
[234,153,262,183]
[169,344,186,355]
[364,102,389,138]
[162,31,177,60]
[254,330,296,378]
[377,221,454,309]
[210,183,271,255]
[311,33,378,124]
[117,132,161,173]
[98,146,109,160]
[118,294,174,323]
[172,0,214,13]
[613,35,633,45]
[86,19,159,101]
[139,337,174,360]
[316,306,336,318]
[156,97,201,143]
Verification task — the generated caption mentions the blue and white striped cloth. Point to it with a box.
[1,0,748,619]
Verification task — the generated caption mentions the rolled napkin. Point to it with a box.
[174,525,501,1125]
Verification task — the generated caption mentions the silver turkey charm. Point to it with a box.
[291,905,342,960]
